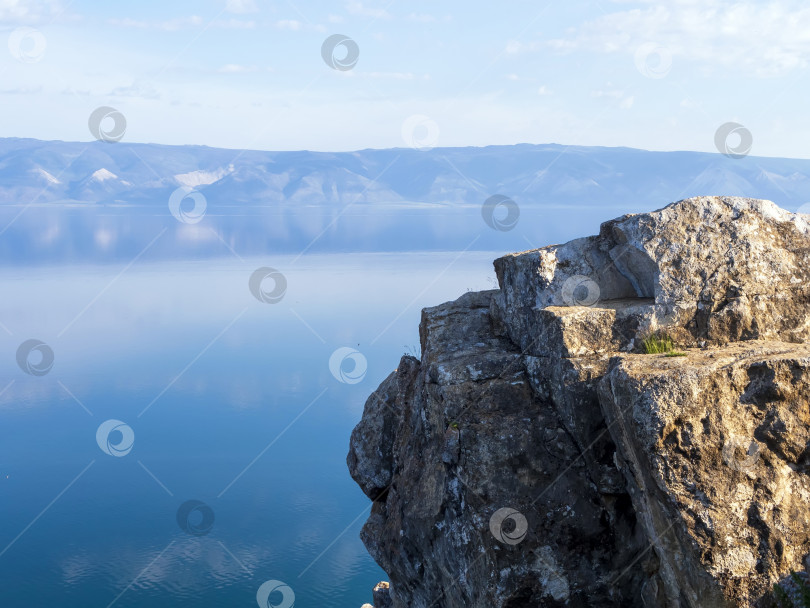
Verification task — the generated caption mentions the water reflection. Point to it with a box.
[0,251,497,608]
[0,203,643,265]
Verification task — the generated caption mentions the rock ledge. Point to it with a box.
[349,197,810,608]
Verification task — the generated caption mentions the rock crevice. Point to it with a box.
[349,196,810,607]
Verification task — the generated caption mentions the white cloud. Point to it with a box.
[365,71,415,80]
[346,1,391,19]
[405,13,453,23]
[406,13,436,23]
[108,15,254,30]
[273,19,325,32]
[547,0,810,77]
[109,82,160,99]
[108,16,204,31]
[0,0,61,24]
[276,19,301,30]
[61,87,91,96]
[591,87,624,99]
[217,64,258,73]
[225,0,258,14]
[505,40,542,55]
[592,84,633,108]
[0,85,42,94]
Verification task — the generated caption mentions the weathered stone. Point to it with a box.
[350,289,650,607]
[348,356,419,501]
[599,342,810,607]
[373,581,393,608]
[493,196,810,352]
[349,196,810,608]
[524,354,625,495]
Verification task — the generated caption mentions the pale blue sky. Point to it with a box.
[1,0,809,156]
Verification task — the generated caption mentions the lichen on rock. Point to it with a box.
[348,196,810,608]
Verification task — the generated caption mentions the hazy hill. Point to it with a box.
[1,137,809,209]
[2,138,810,262]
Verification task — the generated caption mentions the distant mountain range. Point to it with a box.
[2,137,810,263]
[2,137,810,210]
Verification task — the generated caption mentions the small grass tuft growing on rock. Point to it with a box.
[641,331,679,355]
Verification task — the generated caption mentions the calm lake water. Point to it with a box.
[0,206,521,607]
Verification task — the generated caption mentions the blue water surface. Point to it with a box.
[0,205,521,608]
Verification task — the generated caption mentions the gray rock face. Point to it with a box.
[494,196,810,354]
[373,581,393,607]
[599,342,810,607]
[348,196,810,608]
[351,291,650,607]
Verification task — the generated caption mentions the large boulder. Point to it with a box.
[348,196,810,608]
[493,196,810,354]
[599,342,810,607]
[350,291,651,607]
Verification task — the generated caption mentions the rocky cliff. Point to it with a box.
[348,196,810,608]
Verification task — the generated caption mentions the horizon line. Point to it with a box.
[2,135,807,162]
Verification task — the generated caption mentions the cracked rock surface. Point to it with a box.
[348,196,810,607]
